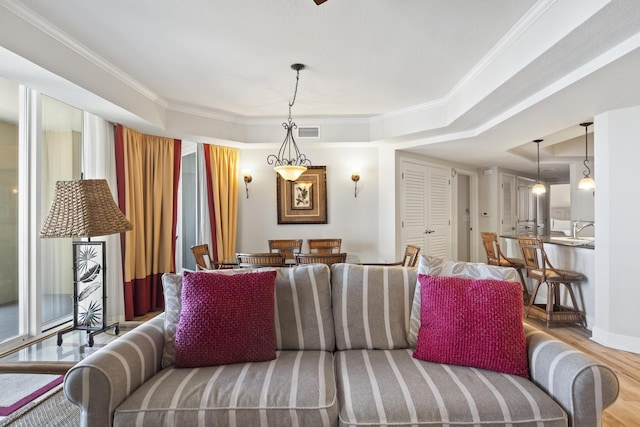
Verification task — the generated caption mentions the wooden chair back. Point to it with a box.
[268,239,303,262]
[190,244,212,270]
[480,232,501,266]
[307,238,342,254]
[295,253,347,266]
[235,252,285,268]
[402,244,421,267]
[517,236,545,280]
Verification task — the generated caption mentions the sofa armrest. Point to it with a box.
[525,324,619,427]
[64,314,165,427]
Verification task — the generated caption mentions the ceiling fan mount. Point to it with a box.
[314,0,328,4]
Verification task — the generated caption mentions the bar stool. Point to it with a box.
[480,232,529,302]
[517,236,585,328]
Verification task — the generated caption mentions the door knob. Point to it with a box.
[424,229,435,234]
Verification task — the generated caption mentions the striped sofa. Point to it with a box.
[64,261,618,427]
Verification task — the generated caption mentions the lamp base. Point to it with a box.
[56,321,119,347]
[56,240,120,347]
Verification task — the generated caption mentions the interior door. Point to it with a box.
[401,161,451,259]
[517,177,535,234]
[500,173,517,235]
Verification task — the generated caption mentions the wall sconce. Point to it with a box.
[351,171,360,197]
[242,170,252,198]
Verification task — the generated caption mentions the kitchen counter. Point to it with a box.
[500,234,595,249]
[500,234,595,329]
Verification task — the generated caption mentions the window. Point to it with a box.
[0,77,20,343]
[0,85,83,353]
[40,95,82,328]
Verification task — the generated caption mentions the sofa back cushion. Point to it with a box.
[407,255,519,347]
[331,264,417,350]
[161,264,334,367]
[273,264,335,352]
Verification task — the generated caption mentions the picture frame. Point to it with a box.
[277,166,327,224]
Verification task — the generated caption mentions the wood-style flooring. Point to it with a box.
[524,318,640,427]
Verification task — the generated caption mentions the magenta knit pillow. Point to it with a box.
[413,274,529,378]
[174,270,277,368]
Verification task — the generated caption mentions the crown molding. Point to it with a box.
[0,0,166,108]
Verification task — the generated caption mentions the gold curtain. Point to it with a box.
[117,125,180,318]
[207,145,239,261]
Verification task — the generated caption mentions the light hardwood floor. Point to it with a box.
[524,318,640,426]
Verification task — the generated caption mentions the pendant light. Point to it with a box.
[267,63,312,181]
[531,139,546,195]
[578,122,595,190]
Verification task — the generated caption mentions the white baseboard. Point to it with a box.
[591,326,640,354]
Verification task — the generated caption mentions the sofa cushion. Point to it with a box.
[174,270,277,368]
[331,264,417,350]
[114,350,338,426]
[161,264,335,367]
[407,255,519,347]
[335,349,566,426]
[273,264,335,352]
[413,275,529,378]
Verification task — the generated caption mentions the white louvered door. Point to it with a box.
[401,161,451,259]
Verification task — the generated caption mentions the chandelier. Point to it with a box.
[267,63,312,181]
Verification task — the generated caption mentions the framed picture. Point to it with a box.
[277,166,327,224]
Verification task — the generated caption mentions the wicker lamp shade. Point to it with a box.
[40,179,133,238]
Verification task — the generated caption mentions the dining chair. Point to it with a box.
[190,244,213,270]
[235,252,285,268]
[401,244,421,267]
[307,238,342,254]
[361,244,420,266]
[295,253,347,266]
[480,232,528,298]
[517,236,585,328]
[268,239,303,264]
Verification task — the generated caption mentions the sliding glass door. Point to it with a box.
[40,95,82,329]
[0,77,20,342]
[0,84,83,350]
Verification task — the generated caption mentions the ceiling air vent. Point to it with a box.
[297,126,320,139]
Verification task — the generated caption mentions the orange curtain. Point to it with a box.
[115,125,181,319]
[203,145,239,262]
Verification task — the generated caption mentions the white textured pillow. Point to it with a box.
[407,255,519,347]
[161,273,183,368]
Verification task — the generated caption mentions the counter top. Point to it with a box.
[500,234,595,249]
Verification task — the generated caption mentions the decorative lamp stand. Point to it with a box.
[40,179,133,348]
[57,241,119,347]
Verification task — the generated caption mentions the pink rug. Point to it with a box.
[0,374,64,416]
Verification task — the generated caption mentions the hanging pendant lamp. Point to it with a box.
[531,139,546,195]
[578,122,595,190]
[267,63,312,181]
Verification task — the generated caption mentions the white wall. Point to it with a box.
[377,146,399,262]
[592,106,640,353]
[477,167,500,259]
[237,145,381,263]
